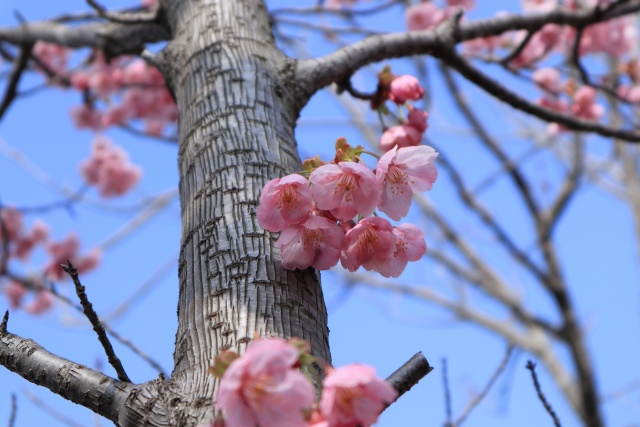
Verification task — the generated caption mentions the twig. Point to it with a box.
[442,358,453,427]
[0,310,8,333]
[526,361,562,427]
[454,345,515,426]
[500,30,535,65]
[0,43,33,123]
[385,352,433,402]
[45,280,167,376]
[7,393,17,427]
[61,261,131,382]
[85,0,159,24]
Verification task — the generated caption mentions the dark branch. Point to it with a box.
[0,329,134,423]
[0,19,170,57]
[526,361,562,427]
[86,0,160,24]
[385,352,433,401]
[7,393,16,427]
[62,260,132,383]
[442,358,453,427]
[0,43,33,123]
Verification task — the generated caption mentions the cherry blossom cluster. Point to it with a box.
[210,337,397,427]
[459,0,636,65]
[375,70,430,152]
[257,138,437,278]
[79,137,142,197]
[406,0,475,32]
[531,67,605,134]
[32,42,177,136]
[0,207,101,314]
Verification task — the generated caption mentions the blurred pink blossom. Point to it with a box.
[379,125,422,152]
[320,364,397,427]
[389,75,424,105]
[215,338,314,427]
[257,174,314,232]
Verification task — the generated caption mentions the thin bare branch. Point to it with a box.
[86,0,160,24]
[62,261,131,383]
[454,345,515,426]
[21,389,86,427]
[526,361,562,427]
[7,393,16,427]
[443,358,453,427]
[0,43,33,123]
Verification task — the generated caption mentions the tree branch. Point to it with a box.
[0,326,134,424]
[0,19,170,57]
[0,43,33,123]
[62,261,131,383]
[298,1,640,142]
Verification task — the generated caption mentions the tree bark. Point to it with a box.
[116,0,331,424]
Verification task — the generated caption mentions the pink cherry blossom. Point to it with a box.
[407,108,429,133]
[320,364,397,427]
[275,215,346,271]
[141,0,157,7]
[376,224,427,278]
[309,162,379,220]
[257,174,314,232]
[2,281,27,309]
[376,145,438,221]
[341,217,395,273]
[571,86,604,121]
[0,207,23,242]
[509,24,564,68]
[79,137,142,197]
[521,0,557,13]
[406,2,449,31]
[389,75,425,105]
[14,219,50,259]
[618,85,640,104]
[25,291,54,315]
[532,68,562,94]
[379,125,422,152]
[216,338,314,427]
[33,42,69,77]
[44,233,101,281]
[447,0,475,10]
[70,105,104,131]
[324,0,358,9]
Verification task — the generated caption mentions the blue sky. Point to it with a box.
[1,1,639,427]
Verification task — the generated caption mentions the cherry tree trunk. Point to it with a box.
[121,0,329,424]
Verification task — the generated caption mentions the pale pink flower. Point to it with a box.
[309,162,379,220]
[324,0,358,9]
[379,125,422,152]
[70,105,104,131]
[509,25,563,68]
[521,0,557,13]
[376,145,438,221]
[44,234,101,281]
[275,215,346,270]
[376,224,427,278]
[406,2,449,31]
[407,108,429,133]
[257,174,314,232]
[447,0,474,10]
[0,207,23,242]
[341,217,395,273]
[573,15,637,57]
[571,86,604,121]
[532,68,562,94]
[2,281,27,309]
[79,137,142,197]
[14,219,50,259]
[33,42,69,76]
[141,0,157,7]
[25,291,54,315]
[320,364,397,427]
[618,85,640,104]
[216,338,314,427]
[389,75,425,105]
